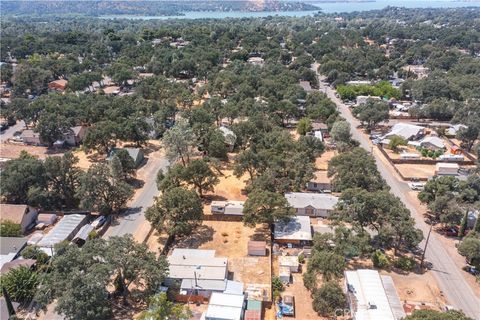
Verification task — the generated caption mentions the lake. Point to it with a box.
[100,0,480,20]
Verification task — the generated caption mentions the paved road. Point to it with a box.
[104,151,169,238]
[314,66,480,319]
[0,120,25,142]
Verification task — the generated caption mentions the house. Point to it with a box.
[247,240,267,256]
[279,266,291,283]
[247,57,264,66]
[102,86,121,95]
[356,95,381,105]
[211,201,245,216]
[37,214,89,255]
[274,215,312,245]
[48,79,68,91]
[413,136,445,150]
[383,123,425,141]
[21,130,44,145]
[446,124,467,136]
[0,204,38,234]
[0,237,27,270]
[306,170,332,192]
[205,292,245,320]
[285,193,339,217]
[311,122,329,137]
[279,256,299,272]
[107,147,144,168]
[299,81,312,92]
[219,126,237,151]
[435,163,459,176]
[166,249,228,297]
[345,269,405,320]
[63,126,88,146]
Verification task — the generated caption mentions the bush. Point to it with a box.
[394,256,416,271]
[298,253,305,264]
[312,282,347,317]
[21,245,49,265]
[371,250,390,269]
[272,276,284,293]
[303,270,317,291]
[88,230,98,239]
[0,221,22,237]
[0,266,39,302]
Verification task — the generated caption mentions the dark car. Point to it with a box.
[438,226,459,237]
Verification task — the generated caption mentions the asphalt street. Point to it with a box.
[104,152,169,238]
[314,65,480,319]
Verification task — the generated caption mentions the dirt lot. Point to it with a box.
[0,142,66,160]
[395,163,435,179]
[315,150,337,171]
[381,270,445,310]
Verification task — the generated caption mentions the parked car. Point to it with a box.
[91,215,107,229]
[438,226,459,237]
[408,182,425,191]
[463,265,479,276]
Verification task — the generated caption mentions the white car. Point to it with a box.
[408,182,425,191]
[91,215,107,229]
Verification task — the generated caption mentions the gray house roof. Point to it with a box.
[0,237,27,256]
[167,249,227,281]
[37,214,88,249]
[285,193,338,210]
[274,216,312,241]
[383,123,424,141]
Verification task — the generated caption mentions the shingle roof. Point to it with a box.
[285,193,338,210]
[0,204,28,224]
[0,237,27,256]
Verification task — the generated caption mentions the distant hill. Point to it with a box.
[2,0,320,16]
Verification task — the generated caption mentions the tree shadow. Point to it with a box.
[175,225,215,249]
[127,177,145,189]
[109,207,143,227]
[203,194,227,203]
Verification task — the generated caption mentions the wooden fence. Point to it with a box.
[201,214,243,222]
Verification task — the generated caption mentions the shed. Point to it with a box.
[0,204,38,234]
[435,163,459,176]
[21,130,43,145]
[205,292,245,320]
[279,266,291,283]
[279,256,300,273]
[244,310,261,320]
[108,147,144,168]
[211,201,244,216]
[36,213,57,228]
[246,299,262,311]
[248,241,267,256]
[467,211,478,229]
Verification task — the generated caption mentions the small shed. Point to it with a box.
[36,213,57,228]
[246,299,262,311]
[248,241,266,256]
[244,310,261,320]
[279,256,300,273]
[279,266,291,283]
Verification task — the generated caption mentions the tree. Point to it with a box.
[36,113,72,146]
[204,129,228,160]
[404,310,473,320]
[308,250,346,281]
[139,293,192,320]
[312,282,346,317]
[388,135,407,152]
[111,149,136,180]
[181,159,219,197]
[297,117,312,136]
[0,266,39,302]
[146,187,203,238]
[457,125,479,152]
[77,163,133,215]
[0,221,22,237]
[458,233,480,266]
[83,121,118,154]
[0,151,46,205]
[36,236,168,319]
[330,120,356,151]
[352,100,389,132]
[163,119,196,166]
[242,189,294,227]
[21,245,49,266]
[328,148,386,192]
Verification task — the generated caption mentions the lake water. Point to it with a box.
[100,0,480,20]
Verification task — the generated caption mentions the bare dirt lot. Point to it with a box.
[395,163,435,179]
[315,150,337,171]
[0,142,65,160]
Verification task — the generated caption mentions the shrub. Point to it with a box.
[371,250,390,269]
[88,230,98,239]
[21,245,49,265]
[298,253,305,264]
[0,221,22,237]
[0,266,39,302]
[303,270,317,291]
[272,276,284,293]
[394,256,416,271]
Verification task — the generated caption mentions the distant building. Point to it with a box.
[0,204,38,234]
[102,86,121,95]
[345,269,405,320]
[435,163,459,176]
[211,200,244,216]
[63,125,88,146]
[446,124,467,136]
[219,126,237,151]
[274,215,312,245]
[48,79,68,91]
[107,147,144,168]
[285,193,339,217]
[21,129,44,146]
[383,123,425,141]
[346,80,372,86]
[247,57,264,66]
[306,170,332,192]
[409,136,445,151]
[356,95,381,105]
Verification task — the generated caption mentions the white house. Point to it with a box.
[205,292,245,320]
[383,123,425,141]
[285,193,339,217]
[274,215,312,245]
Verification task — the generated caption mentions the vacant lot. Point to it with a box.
[395,163,435,179]
[0,142,65,160]
[315,150,337,171]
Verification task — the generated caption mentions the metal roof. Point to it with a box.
[274,216,312,241]
[181,278,227,291]
[171,248,216,258]
[345,269,397,320]
[0,237,27,256]
[37,214,87,249]
[167,249,227,281]
[285,193,338,210]
[206,292,245,320]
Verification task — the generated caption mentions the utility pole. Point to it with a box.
[420,224,433,270]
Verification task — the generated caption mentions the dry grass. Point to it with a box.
[395,163,436,179]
